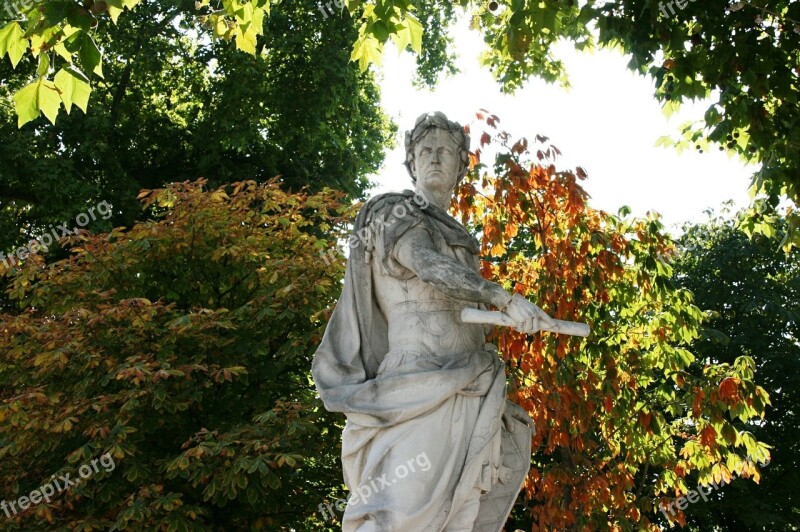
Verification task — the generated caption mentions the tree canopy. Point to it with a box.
[451,112,771,530]
[0,180,354,530]
[2,0,798,245]
[671,206,800,530]
[0,0,395,258]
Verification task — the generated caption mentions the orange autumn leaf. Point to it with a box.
[701,425,718,448]
[603,396,613,414]
[692,388,705,417]
[719,377,741,403]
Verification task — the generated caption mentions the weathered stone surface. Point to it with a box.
[312,112,556,531]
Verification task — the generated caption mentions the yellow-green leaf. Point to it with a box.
[252,5,265,36]
[13,81,41,127]
[392,22,412,52]
[106,0,142,23]
[0,22,28,68]
[37,53,50,76]
[13,77,63,127]
[54,42,72,62]
[403,13,423,54]
[235,1,253,27]
[52,25,80,62]
[30,26,62,58]
[210,14,233,39]
[350,33,382,71]
[235,27,257,55]
[54,66,92,113]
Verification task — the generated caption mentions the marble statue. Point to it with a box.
[312,112,579,531]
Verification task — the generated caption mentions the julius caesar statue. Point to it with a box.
[312,112,561,531]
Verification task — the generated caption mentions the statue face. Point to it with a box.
[411,128,461,193]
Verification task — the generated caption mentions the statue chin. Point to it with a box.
[420,171,453,183]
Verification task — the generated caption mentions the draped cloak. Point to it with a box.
[312,191,532,531]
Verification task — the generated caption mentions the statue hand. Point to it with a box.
[502,401,533,433]
[503,294,557,334]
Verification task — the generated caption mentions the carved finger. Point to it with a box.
[535,306,557,327]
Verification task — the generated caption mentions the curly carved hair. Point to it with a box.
[404,112,471,184]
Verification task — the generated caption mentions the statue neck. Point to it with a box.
[414,186,451,212]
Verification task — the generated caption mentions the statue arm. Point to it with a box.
[393,226,512,309]
[393,225,558,332]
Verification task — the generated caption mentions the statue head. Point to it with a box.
[404,112,471,191]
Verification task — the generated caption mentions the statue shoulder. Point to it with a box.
[358,191,430,223]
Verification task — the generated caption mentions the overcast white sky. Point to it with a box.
[370,18,755,233]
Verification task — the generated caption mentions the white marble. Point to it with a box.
[312,112,557,531]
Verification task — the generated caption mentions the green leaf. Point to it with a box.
[0,21,28,67]
[371,20,391,42]
[345,0,361,15]
[12,81,40,127]
[403,13,423,54]
[106,0,142,24]
[39,1,75,26]
[350,33,382,71]
[54,66,91,113]
[235,27,257,55]
[37,53,50,76]
[13,77,63,127]
[78,32,103,78]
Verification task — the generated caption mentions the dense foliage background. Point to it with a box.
[0,0,396,257]
[671,209,800,530]
[1,0,797,530]
[453,114,778,530]
[0,181,356,529]
[3,0,797,247]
